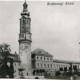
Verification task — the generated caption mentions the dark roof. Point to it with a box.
[53,59,80,64]
[9,53,21,62]
[32,48,53,57]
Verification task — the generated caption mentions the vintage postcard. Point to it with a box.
[0,0,80,80]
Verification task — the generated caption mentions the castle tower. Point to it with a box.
[18,1,32,76]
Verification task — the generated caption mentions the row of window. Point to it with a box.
[14,70,29,76]
[37,63,52,68]
[36,56,52,61]
[36,63,70,69]
[21,18,30,25]
[53,65,69,69]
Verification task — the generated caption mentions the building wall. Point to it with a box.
[13,62,21,77]
[31,53,80,77]
[52,62,70,71]
[19,42,32,76]
[34,55,53,70]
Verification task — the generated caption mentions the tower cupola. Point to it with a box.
[23,1,28,12]
[21,1,30,16]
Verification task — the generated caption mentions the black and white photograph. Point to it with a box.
[0,0,80,80]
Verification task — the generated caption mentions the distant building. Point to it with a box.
[31,48,80,77]
[31,48,53,76]
[8,52,21,77]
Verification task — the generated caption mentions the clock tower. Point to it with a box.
[18,1,32,76]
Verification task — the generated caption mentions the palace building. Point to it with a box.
[11,1,80,79]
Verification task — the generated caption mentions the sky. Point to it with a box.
[0,1,80,61]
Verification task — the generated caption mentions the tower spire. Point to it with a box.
[25,0,26,3]
[23,0,28,12]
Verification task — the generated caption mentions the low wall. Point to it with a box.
[14,75,44,79]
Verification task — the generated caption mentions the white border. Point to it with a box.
[0,0,79,1]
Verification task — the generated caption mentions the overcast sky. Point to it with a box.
[0,1,80,61]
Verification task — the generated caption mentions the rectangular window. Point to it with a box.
[54,64,55,68]
[41,57,42,59]
[41,63,42,67]
[37,56,38,59]
[19,63,20,66]
[37,63,39,67]
[51,64,52,68]
[19,72,20,75]
[50,58,52,60]
[47,58,49,60]
[44,64,46,67]
[48,64,49,68]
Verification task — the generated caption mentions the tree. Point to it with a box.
[0,43,14,78]
[0,43,11,58]
[55,71,61,76]
[73,65,77,71]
